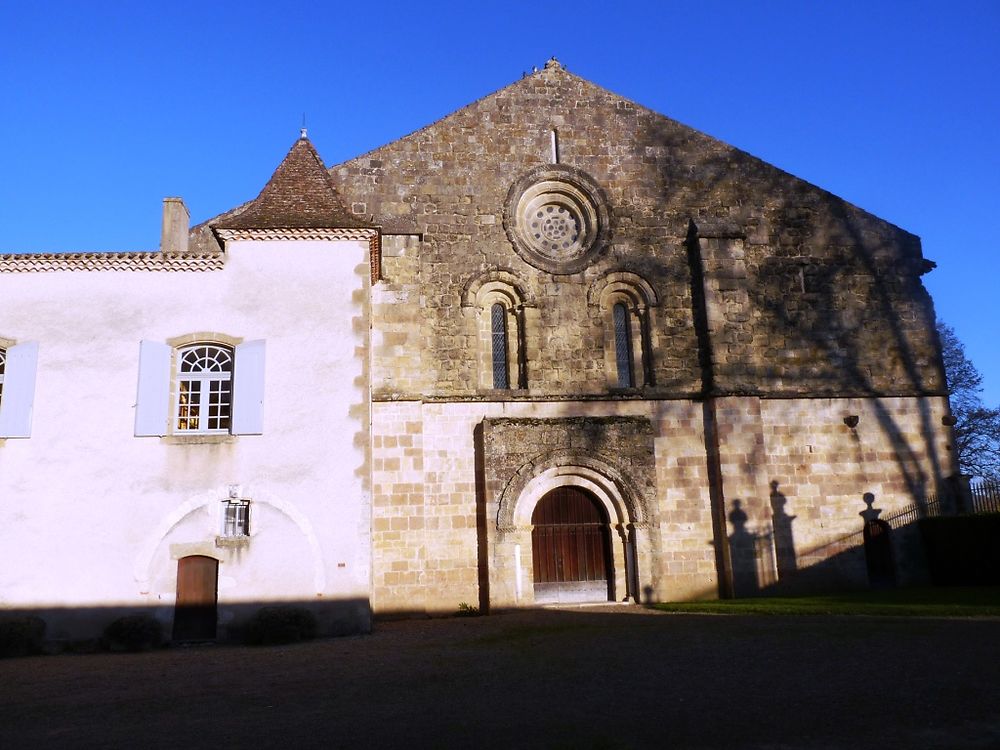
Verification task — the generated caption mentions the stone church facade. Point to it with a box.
[0,60,956,640]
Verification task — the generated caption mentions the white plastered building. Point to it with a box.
[0,136,375,639]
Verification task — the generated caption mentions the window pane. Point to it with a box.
[179,345,233,374]
[491,303,509,389]
[176,343,234,433]
[613,303,634,388]
[224,501,250,536]
[207,379,232,431]
[177,379,201,431]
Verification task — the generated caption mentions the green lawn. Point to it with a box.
[653,586,1000,617]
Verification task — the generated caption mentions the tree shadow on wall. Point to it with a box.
[657,134,954,601]
[638,114,952,524]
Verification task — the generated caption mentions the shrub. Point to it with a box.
[919,513,1000,585]
[455,602,480,617]
[243,606,318,645]
[0,615,46,658]
[102,614,165,653]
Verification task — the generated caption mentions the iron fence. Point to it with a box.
[871,478,999,533]
[969,479,1000,514]
[883,497,944,531]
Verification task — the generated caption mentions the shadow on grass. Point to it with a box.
[652,586,1000,617]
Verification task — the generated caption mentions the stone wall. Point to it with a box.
[370,235,431,398]
[337,62,943,403]
[694,231,942,397]
[370,394,955,612]
[181,64,950,611]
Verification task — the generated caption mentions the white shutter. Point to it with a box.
[232,339,265,435]
[134,340,171,437]
[0,341,39,438]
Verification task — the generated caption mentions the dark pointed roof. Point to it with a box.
[215,134,374,230]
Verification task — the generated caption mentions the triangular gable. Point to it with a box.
[329,59,916,245]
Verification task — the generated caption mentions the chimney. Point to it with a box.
[160,197,190,254]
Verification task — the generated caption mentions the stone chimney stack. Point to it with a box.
[160,197,190,254]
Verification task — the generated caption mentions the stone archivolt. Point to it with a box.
[460,269,535,309]
[495,449,651,533]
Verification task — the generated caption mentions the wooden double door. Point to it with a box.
[531,486,613,604]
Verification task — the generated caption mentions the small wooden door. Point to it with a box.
[172,555,219,641]
[531,486,612,603]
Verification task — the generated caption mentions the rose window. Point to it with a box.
[504,166,609,274]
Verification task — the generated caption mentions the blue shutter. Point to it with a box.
[232,339,265,435]
[0,341,39,438]
[134,340,171,437]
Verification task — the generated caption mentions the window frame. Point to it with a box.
[220,497,251,538]
[462,275,529,392]
[134,334,265,439]
[173,343,235,435]
[612,302,635,388]
[490,302,511,389]
[591,273,659,391]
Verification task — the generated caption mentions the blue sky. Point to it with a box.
[2,1,998,404]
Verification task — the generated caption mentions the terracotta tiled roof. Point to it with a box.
[214,135,374,231]
[0,251,224,273]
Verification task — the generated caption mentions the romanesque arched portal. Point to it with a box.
[531,485,613,603]
[488,455,652,608]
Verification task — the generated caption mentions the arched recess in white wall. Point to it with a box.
[133,487,326,595]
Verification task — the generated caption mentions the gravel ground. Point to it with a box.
[2,605,999,750]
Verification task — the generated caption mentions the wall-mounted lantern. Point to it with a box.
[843,415,859,428]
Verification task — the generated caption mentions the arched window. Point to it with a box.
[462,272,530,392]
[590,272,659,390]
[176,344,233,433]
[612,303,634,388]
[135,336,265,438]
[491,303,510,389]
